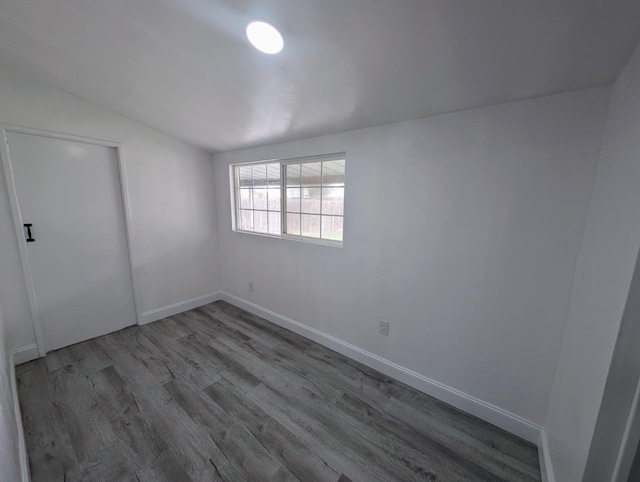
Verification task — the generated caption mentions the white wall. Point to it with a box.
[0,63,221,354]
[545,43,640,482]
[213,88,609,426]
[0,302,22,481]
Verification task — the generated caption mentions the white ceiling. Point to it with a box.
[0,0,639,153]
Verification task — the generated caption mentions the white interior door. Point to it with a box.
[7,132,136,352]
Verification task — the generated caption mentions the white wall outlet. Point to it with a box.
[379,320,389,336]
[249,282,254,293]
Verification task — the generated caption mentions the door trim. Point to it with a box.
[612,379,640,481]
[0,124,141,357]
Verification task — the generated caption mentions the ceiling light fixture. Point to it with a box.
[246,21,284,54]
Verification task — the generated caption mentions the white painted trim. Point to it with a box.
[218,291,542,443]
[1,130,46,357]
[9,350,31,482]
[612,378,640,482]
[538,429,556,482]
[113,145,142,327]
[140,291,223,325]
[0,124,120,147]
[10,345,39,365]
[0,125,142,354]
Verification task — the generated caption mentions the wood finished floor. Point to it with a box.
[16,301,541,482]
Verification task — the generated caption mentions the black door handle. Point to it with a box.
[24,223,35,242]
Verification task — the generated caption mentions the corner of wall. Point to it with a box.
[139,291,223,325]
[9,351,31,482]
[209,152,225,294]
[538,429,556,482]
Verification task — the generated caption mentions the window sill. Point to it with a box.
[232,229,343,248]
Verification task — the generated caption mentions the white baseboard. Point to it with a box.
[11,344,39,365]
[139,291,223,325]
[538,429,556,482]
[218,291,542,444]
[9,351,31,482]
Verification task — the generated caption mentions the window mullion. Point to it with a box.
[281,163,286,235]
[298,164,302,238]
[235,167,241,230]
[320,160,323,239]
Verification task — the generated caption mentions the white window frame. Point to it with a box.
[231,152,345,247]
[231,159,282,237]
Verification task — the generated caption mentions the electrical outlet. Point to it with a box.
[379,320,389,336]
[249,282,254,293]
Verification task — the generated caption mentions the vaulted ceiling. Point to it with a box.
[0,0,639,152]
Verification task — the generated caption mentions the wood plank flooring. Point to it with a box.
[16,301,541,481]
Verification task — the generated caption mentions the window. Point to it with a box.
[235,162,282,235]
[232,153,345,245]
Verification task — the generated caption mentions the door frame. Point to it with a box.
[0,124,141,357]
[584,243,640,482]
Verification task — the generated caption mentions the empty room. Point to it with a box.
[1,1,640,481]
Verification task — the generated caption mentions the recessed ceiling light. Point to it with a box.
[246,21,284,54]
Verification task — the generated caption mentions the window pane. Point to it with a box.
[268,212,281,235]
[322,159,345,185]
[252,188,267,210]
[301,214,321,238]
[267,163,281,186]
[237,166,253,188]
[267,188,281,210]
[254,211,268,233]
[322,187,344,215]
[239,209,253,230]
[302,162,322,186]
[286,188,301,212]
[301,187,321,214]
[286,164,301,187]
[239,188,252,209]
[252,164,267,188]
[321,215,343,241]
[286,213,301,235]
